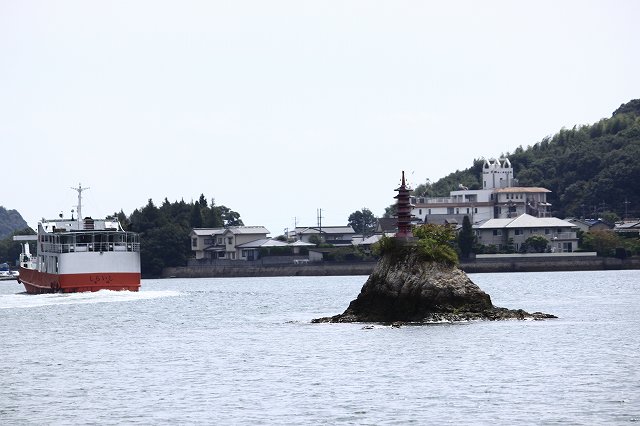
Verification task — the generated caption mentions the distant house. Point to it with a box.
[190,226,270,260]
[474,214,579,253]
[236,238,289,261]
[293,226,356,246]
[567,218,613,233]
[614,220,640,236]
[375,218,398,234]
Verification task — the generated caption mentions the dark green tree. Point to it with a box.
[581,230,620,256]
[523,235,549,253]
[190,200,203,228]
[348,208,377,235]
[457,215,474,259]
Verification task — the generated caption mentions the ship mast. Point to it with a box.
[71,183,90,225]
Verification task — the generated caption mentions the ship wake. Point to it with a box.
[0,289,180,310]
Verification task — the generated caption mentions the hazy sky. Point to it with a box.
[2,1,639,236]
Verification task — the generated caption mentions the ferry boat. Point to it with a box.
[15,184,141,294]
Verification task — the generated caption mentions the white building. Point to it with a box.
[292,226,356,246]
[474,214,578,253]
[411,157,552,224]
[190,226,270,260]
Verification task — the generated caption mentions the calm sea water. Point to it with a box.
[1,270,639,425]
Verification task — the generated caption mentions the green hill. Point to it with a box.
[413,99,640,220]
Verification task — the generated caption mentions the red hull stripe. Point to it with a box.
[18,267,140,294]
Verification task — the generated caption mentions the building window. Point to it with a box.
[492,230,502,236]
[428,209,431,214]
[466,208,469,214]
[228,237,233,244]
[419,209,422,215]
[218,252,225,258]
[456,208,459,214]
[515,229,523,235]
[474,208,478,213]
[217,237,222,245]
[447,207,454,214]
[545,229,550,234]
[192,238,197,247]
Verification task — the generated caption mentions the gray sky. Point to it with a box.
[2,1,639,236]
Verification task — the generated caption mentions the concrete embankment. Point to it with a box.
[163,262,377,278]
[459,254,640,273]
[163,255,640,278]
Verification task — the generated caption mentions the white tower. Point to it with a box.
[482,158,513,189]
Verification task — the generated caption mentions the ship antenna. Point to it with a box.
[71,183,90,223]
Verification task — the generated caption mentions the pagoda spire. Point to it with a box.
[394,171,414,238]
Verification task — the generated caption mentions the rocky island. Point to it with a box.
[312,245,557,324]
[313,172,556,324]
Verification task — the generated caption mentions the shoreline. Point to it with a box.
[162,255,640,278]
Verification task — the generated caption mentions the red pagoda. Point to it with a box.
[394,171,414,238]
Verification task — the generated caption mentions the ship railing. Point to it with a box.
[42,242,141,253]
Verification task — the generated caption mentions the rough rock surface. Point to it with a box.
[312,251,556,324]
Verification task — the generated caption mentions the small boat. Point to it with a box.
[15,184,141,294]
[0,270,18,281]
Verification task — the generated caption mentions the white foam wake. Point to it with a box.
[0,289,181,310]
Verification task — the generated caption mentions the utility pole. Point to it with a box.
[624,198,630,220]
[317,208,323,242]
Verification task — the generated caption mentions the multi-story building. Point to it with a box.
[474,214,578,253]
[411,157,552,224]
[190,226,270,260]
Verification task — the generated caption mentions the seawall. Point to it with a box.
[163,255,640,278]
[163,262,377,278]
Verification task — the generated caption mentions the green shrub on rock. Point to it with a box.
[413,224,459,266]
[372,224,459,266]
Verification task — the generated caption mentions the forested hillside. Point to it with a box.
[412,99,640,220]
[0,206,28,239]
